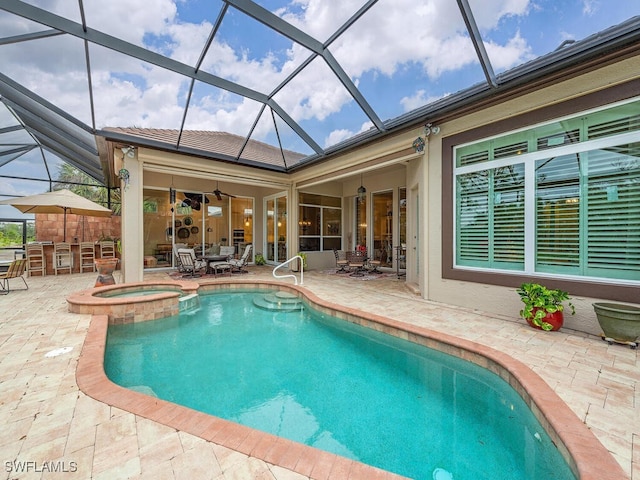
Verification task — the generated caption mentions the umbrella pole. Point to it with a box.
[63,208,67,242]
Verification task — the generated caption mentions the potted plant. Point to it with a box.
[593,302,640,346]
[517,282,575,331]
[292,252,307,272]
[254,253,266,265]
[298,252,307,269]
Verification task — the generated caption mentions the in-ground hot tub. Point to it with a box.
[67,280,200,323]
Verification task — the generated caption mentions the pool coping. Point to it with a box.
[67,280,200,323]
[75,279,627,480]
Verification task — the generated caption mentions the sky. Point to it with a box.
[0,0,639,218]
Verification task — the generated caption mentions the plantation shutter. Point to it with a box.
[535,155,581,273]
[457,171,489,266]
[457,166,525,269]
[585,143,640,280]
[493,165,525,269]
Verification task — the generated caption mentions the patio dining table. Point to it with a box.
[202,254,232,276]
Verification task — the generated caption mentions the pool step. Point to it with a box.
[253,291,303,311]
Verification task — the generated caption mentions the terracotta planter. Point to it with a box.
[593,303,640,344]
[94,258,119,287]
[526,308,564,331]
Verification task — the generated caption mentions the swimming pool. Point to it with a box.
[105,288,575,480]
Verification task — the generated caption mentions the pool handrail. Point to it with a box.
[273,255,304,285]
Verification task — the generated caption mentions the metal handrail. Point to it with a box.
[273,255,304,286]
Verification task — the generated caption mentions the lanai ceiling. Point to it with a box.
[1,0,640,209]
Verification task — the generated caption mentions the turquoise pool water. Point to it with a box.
[105,289,576,480]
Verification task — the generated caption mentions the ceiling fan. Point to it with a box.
[212,181,236,201]
[180,192,209,211]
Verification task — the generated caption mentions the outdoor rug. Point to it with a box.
[320,269,396,281]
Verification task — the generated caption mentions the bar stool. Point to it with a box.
[99,241,116,259]
[26,243,46,277]
[54,242,73,275]
[79,242,96,272]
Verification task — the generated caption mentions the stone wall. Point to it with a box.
[35,213,121,243]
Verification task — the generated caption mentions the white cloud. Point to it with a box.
[484,31,534,70]
[582,0,599,15]
[400,91,451,113]
[324,121,373,148]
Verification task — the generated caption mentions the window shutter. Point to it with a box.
[586,144,640,279]
[457,171,489,265]
[493,165,525,268]
[535,155,581,272]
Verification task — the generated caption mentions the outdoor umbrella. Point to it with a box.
[0,189,112,242]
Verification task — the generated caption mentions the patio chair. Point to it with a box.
[346,250,366,277]
[172,243,188,271]
[99,241,116,259]
[177,248,206,278]
[79,242,96,272]
[26,243,46,277]
[219,246,236,259]
[367,249,382,273]
[54,242,73,275]
[228,244,252,273]
[334,249,349,273]
[0,258,28,294]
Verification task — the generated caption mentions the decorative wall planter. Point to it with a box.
[593,302,640,348]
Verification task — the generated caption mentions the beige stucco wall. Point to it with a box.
[117,52,640,337]
[422,54,640,335]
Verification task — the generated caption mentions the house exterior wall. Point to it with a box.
[114,48,640,337]
[424,53,640,335]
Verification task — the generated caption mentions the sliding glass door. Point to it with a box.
[265,194,287,263]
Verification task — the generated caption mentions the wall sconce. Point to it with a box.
[412,137,425,153]
[357,173,366,201]
[118,168,130,191]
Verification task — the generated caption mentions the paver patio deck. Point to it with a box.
[0,267,638,479]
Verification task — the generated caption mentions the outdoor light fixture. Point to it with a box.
[423,123,440,136]
[412,137,425,153]
[120,146,135,158]
[357,173,366,201]
[412,123,440,153]
[169,187,176,204]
